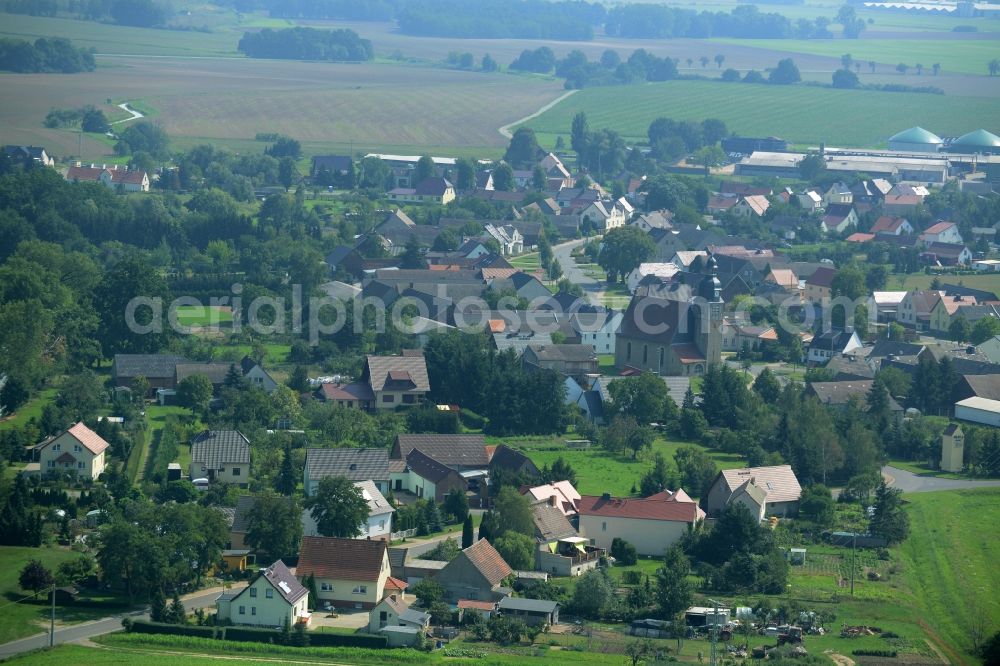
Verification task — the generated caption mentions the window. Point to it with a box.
[78,462,85,469]
[320,582,333,591]
[250,588,257,597]
[53,444,60,451]
[74,445,82,453]
[232,467,241,476]
[352,585,367,595]
[602,521,607,532]
[251,607,256,616]
[383,394,395,403]
[239,606,245,615]
[266,588,273,599]
[643,345,648,364]
[47,461,54,468]
[402,394,415,404]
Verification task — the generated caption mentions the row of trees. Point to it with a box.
[0,37,95,73]
[237,27,374,62]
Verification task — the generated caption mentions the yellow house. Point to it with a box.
[36,422,109,480]
[296,536,391,610]
[929,293,977,335]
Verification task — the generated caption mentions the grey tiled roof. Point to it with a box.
[394,434,488,468]
[498,597,559,613]
[113,354,188,379]
[305,448,389,482]
[365,354,430,393]
[190,431,250,468]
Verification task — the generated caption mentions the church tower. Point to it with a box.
[940,424,964,472]
[696,256,724,366]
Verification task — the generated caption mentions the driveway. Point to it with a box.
[0,584,242,660]
[309,609,370,630]
[882,465,1000,493]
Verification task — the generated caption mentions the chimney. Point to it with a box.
[601,492,611,500]
[549,495,557,507]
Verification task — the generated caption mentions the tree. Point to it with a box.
[278,157,298,191]
[481,53,498,72]
[798,484,835,526]
[971,316,1000,344]
[674,446,717,497]
[915,63,923,75]
[832,68,859,89]
[692,145,726,171]
[980,630,1000,664]
[656,546,692,617]
[753,368,781,404]
[93,256,172,355]
[168,592,186,624]
[492,162,514,191]
[176,373,213,413]
[721,68,740,82]
[494,532,535,570]
[598,226,656,283]
[610,537,638,565]
[493,487,534,537]
[275,443,297,495]
[571,112,589,154]
[149,586,167,622]
[542,456,577,485]
[699,56,709,68]
[304,477,368,539]
[640,452,671,497]
[503,127,541,169]
[799,153,826,181]
[462,514,474,549]
[400,234,427,269]
[572,568,614,619]
[81,107,109,133]
[18,560,52,598]
[841,53,853,69]
[411,578,445,608]
[443,487,469,523]
[989,58,1000,76]
[869,479,909,544]
[245,492,303,563]
[413,155,435,186]
[769,58,801,84]
[607,371,670,424]
[896,63,909,75]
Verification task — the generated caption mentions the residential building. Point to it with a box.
[363,352,430,409]
[189,431,251,486]
[66,164,149,192]
[489,444,541,481]
[216,560,309,628]
[296,536,391,610]
[808,380,904,418]
[804,266,837,304]
[522,344,598,381]
[393,448,467,502]
[921,242,972,267]
[704,465,802,517]
[368,594,430,633]
[979,336,1000,363]
[631,210,674,232]
[627,263,681,293]
[898,289,943,331]
[174,362,238,393]
[391,434,488,472]
[497,597,559,626]
[368,154,456,188]
[807,329,862,364]
[315,382,375,410]
[797,191,822,211]
[240,357,278,393]
[436,538,513,603]
[919,221,963,245]
[929,293,978,333]
[867,292,907,323]
[822,182,853,207]
[869,216,913,236]
[530,500,601,576]
[732,195,770,218]
[483,224,524,255]
[3,144,54,166]
[820,204,858,234]
[579,200,627,231]
[36,422,109,480]
[304,448,390,496]
[302,480,394,540]
[310,155,353,181]
[570,309,623,355]
[111,354,188,394]
[576,490,704,556]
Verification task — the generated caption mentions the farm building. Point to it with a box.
[888,127,943,153]
[945,129,1000,156]
[954,396,1000,427]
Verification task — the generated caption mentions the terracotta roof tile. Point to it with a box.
[576,493,702,522]
[457,539,512,587]
[296,536,387,581]
[67,422,110,455]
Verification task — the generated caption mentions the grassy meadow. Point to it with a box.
[524,79,1000,149]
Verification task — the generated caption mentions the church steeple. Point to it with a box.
[699,255,722,302]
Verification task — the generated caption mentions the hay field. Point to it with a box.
[0,57,565,156]
[523,78,1000,148]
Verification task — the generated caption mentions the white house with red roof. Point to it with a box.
[523,481,581,517]
[919,221,963,246]
[65,164,149,192]
[576,489,704,556]
[36,422,109,480]
[869,216,913,236]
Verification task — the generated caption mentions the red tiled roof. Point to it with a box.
[672,343,706,363]
[846,233,875,243]
[296,536,387,581]
[66,165,147,185]
[459,539,512,587]
[488,319,506,333]
[923,221,955,235]
[317,382,374,402]
[806,266,837,288]
[458,599,496,611]
[577,494,702,522]
[481,268,520,280]
[385,576,408,592]
[67,422,109,455]
[870,216,907,234]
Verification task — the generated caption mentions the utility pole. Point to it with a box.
[850,532,857,596]
[50,584,55,647]
[706,597,723,666]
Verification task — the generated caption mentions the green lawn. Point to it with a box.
[897,488,1000,663]
[524,79,1000,148]
[173,305,232,327]
[0,387,58,431]
[508,252,541,272]
[0,546,115,644]
[211,343,291,366]
[714,37,1000,76]
[897,272,1000,294]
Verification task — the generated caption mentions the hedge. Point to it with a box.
[309,633,387,649]
[129,620,216,638]
[460,408,485,429]
[852,649,897,657]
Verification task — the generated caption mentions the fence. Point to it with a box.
[391,528,418,540]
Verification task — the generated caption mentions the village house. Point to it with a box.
[867,291,907,323]
[570,309,623,355]
[368,594,430,634]
[898,289,943,331]
[808,379,904,419]
[731,195,770,218]
[304,448,390,496]
[393,448,468,502]
[822,182,853,207]
[576,490,704,556]
[296,536,392,610]
[3,144,55,166]
[531,499,602,577]
[804,266,837,304]
[919,221,963,246]
[436,538,513,603]
[869,216,913,236]
[704,465,802,517]
[497,597,560,626]
[820,204,858,234]
[807,329,862,364]
[189,430,251,487]
[315,381,375,410]
[111,354,189,394]
[240,357,279,393]
[522,343,598,381]
[921,242,972,267]
[302,480,395,540]
[65,164,150,192]
[36,422,109,480]
[363,352,430,410]
[929,293,979,334]
[215,560,309,628]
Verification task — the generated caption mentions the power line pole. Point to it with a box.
[850,532,857,596]
[50,584,55,647]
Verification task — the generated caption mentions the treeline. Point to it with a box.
[397,0,603,40]
[233,0,401,20]
[510,47,679,88]
[237,27,373,62]
[0,37,95,73]
[44,105,109,133]
[606,4,826,39]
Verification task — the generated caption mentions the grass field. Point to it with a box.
[0,546,109,644]
[518,437,743,496]
[173,305,233,327]
[714,37,1000,76]
[897,272,1000,293]
[898,488,1000,663]
[524,79,1000,148]
[0,387,58,431]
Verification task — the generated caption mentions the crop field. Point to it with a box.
[0,56,565,157]
[173,305,233,327]
[715,37,1000,76]
[897,272,1000,293]
[524,79,1000,148]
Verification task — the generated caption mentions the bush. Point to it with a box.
[852,649,897,657]
[129,620,215,638]
[460,408,485,430]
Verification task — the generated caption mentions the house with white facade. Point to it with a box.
[36,422,109,480]
[576,490,704,556]
[704,465,802,518]
[302,480,395,540]
[216,560,309,628]
[570,309,623,355]
[189,430,251,487]
[580,200,627,231]
[240,357,278,393]
[919,221,963,246]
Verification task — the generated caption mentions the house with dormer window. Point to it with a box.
[36,423,109,480]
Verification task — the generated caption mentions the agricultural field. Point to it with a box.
[715,37,1000,77]
[524,79,1000,149]
[897,272,1000,293]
